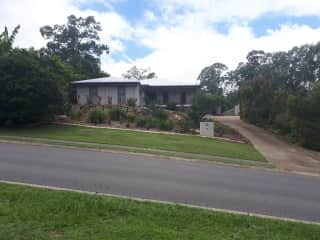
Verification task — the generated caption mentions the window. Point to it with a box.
[118,86,126,105]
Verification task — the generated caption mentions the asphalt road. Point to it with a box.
[1,142,320,222]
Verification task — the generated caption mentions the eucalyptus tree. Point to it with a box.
[197,62,228,94]
[122,65,156,80]
[40,15,109,78]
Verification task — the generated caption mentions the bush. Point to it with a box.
[127,98,137,107]
[87,109,107,124]
[126,112,136,123]
[288,84,320,150]
[69,105,82,120]
[0,49,63,125]
[135,116,157,129]
[152,107,168,120]
[174,119,192,133]
[108,107,126,121]
[145,117,157,129]
[193,93,225,115]
[213,121,235,137]
[157,119,175,131]
[187,108,204,128]
[167,102,177,111]
[135,117,147,128]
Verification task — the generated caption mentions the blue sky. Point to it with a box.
[2,0,320,82]
[77,0,320,69]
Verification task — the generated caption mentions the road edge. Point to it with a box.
[1,180,319,226]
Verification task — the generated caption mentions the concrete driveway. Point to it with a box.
[213,116,320,175]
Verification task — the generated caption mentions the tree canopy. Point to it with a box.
[40,15,109,78]
[197,62,228,94]
[195,41,320,150]
[0,48,64,124]
[122,65,156,80]
[235,43,320,150]
[0,25,79,125]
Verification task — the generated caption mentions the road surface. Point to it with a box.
[1,142,320,222]
[213,116,320,175]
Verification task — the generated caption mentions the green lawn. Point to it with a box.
[0,183,319,240]
[0,124,265,161]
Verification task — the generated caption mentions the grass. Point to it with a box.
[0,183,319,240]
[0,136,272,168]
[0,124,265,162]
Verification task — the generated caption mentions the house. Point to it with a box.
[72,77,200,107]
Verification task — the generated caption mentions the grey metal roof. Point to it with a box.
[72,77,200,87]
[72,77,140,84]
[141,79,200,87]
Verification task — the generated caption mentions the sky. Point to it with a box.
[2,0,320,83]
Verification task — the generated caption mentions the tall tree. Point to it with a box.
[197,62,228,94]
[40,15,109,78]
[122,65,156,80]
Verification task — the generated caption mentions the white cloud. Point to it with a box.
[111,0,320,82]
[2,0,320,83]
[154,0,320,22]
[122,23,320,82]
[144,10,158,22]
[0,0,132,53]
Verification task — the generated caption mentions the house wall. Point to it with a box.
[77,86,89,105]
[149,87,198,105]
[186,92,194,105]
[76,84,141,106]
[76,84,199,106]
[97,86,118,105]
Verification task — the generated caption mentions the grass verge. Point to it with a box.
[0,136,272,168]
[0,124,265,162]
[0,182,319,240]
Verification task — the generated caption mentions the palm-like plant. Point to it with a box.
[0,25,20,55]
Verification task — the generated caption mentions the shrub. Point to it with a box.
[0,49,63,125]
[108,107,126,121]
[87,108,107,124]
[69,105,82,120]
[187,108,204,128]
[126,112,136,123]
[152,108,168,120]
[135,116,157,129]
[127,98,137,107]
[167,102,177,111]
[145,117,157,129]
[174,119,192,133]
[213,121,239,137]
[157,119,175,131]
[135,117,147,128]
